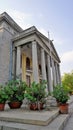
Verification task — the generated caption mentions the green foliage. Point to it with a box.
[4,79,27,102]
[24,80,47,103]
[0,85,8,103]
[53,84,69,104]
[62,72,73,93]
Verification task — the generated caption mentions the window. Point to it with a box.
[26,57,30,70]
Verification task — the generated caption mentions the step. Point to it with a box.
[0,114,70,130]
[0,98,72,130]
[0,109,59,126]
[43,114,70,130]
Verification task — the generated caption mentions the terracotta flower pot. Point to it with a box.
[59,103,68,114]
[30,102,43,110]
[0,103,5,111]
[37,102,43,110]
[8,101,22,109]
[30,103,38,110]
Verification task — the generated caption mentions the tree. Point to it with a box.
[62,71,73,93]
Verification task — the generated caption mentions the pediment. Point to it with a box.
[12,26,60,62]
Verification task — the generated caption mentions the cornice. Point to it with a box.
[0,12,23,33]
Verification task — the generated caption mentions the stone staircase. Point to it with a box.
[0,112,70,130]
[0,96,73,130]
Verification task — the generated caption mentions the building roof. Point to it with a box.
[0,12,23,32]
[12,26,60,62]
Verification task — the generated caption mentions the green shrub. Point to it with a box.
[4,79,27,102]
[24,80,47,103]
[53,84,69,104]
[0,86,8,103]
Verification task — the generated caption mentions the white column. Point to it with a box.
[58,65,61,85]
[55,62,59,84]
[12,47,16,79]
[32,41,39,83]
[16,46,21,76]
[51,58,56,86]
[47,54,53,92]
[41,48,47,81]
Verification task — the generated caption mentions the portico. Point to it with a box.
[12,26,61,92]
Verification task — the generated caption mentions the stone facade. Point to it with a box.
[0,12,22,84]
[0,12,61,92]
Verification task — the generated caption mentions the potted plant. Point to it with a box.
[53,85,69,114]
[25,80,47,110]
[0,85,8,111]
[53,85,62,106]
[5,79,27,109]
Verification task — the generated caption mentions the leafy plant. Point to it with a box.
[62,72,73,93]
[0,85,8,103]
[5,79,27,102]
[24,80,47,103]
[53,84,69,104]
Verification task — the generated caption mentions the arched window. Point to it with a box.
[26,57,30,70]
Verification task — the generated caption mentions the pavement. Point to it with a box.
[63,101,73,130]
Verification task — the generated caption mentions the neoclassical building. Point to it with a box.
[0,12,61,92]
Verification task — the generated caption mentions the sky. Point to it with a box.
[0,0,73,75]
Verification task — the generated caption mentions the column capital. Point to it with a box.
[12,47,16,52]
[41,48,44,52]
[32,40,37,44]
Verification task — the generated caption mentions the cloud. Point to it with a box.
[60,50,73,75]
[2,9,33,29]
[50,33,66,45]
[38,28,65,46]
[54,37,64,45]
[2,9,44,30]
[38,13,43,18]
[10,10,32,21]
[61,51,73,62]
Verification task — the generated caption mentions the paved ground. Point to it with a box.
[64,102,73,130]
